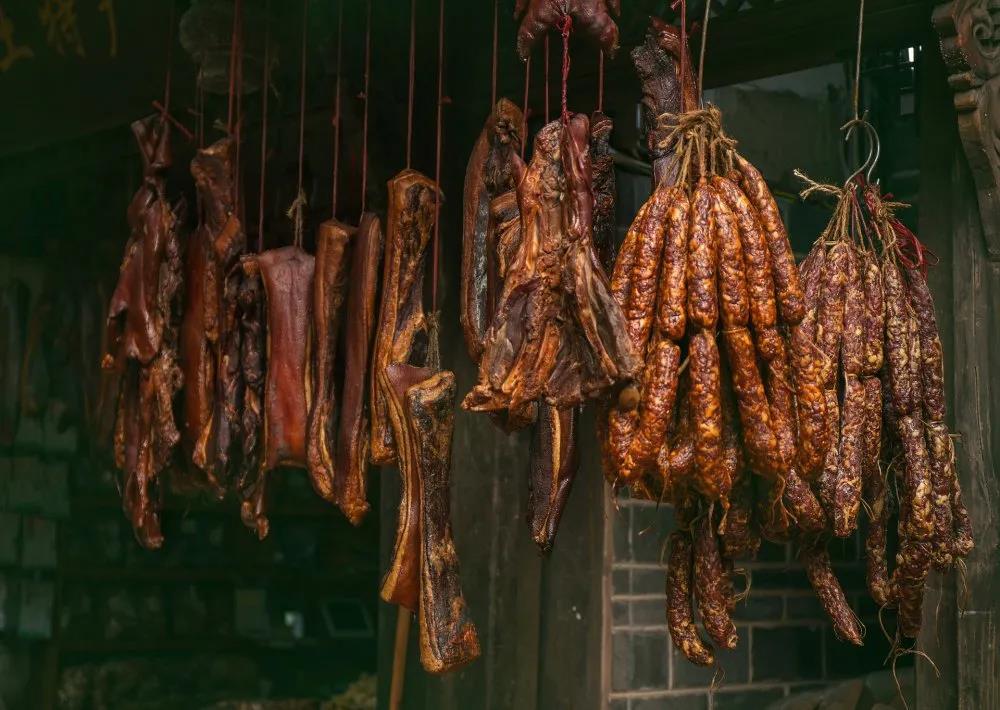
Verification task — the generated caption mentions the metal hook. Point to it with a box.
[841,112,881,186]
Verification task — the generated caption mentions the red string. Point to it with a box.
[162,1,175,118]
[559,13,572,123]
[672,0,688,112]
[432,0,446,312]
[406,0,417,169]
[544,35,550,123]
[226,0,241,132]
[331,0,344,217]
[360,0,372,214]
[490,0,499,109]
[258,5,270,253]
[597,50,604,112]
[860,180,938,274]
[521,57,531,159]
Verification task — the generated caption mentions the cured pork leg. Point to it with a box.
[379,363,435,611]
[335,213,384,525]
[409,370,481,673]
[590,111,617,269]
[370,170,439,466]
[307,220,354,503]
[237,259,266,534]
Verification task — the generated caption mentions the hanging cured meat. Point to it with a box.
[335,213,385,525]
[463,115,638,419]
[462,98,524,363]
[306,219,354,504]
[590,111,617,268]
[238,246,315,539]
[514,0,620,59]
[527,404,578,552]
[179,136,246,496]
[103,115,185,549]
[370,170,439,466]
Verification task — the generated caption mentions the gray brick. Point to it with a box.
[712,687,785,710]
[752,626,824,682]
[786,593,825,620]
[613,569,631,596]
[613,507,632,561]
[613,631,669,691]
[632,506,672,564]
[631,598,667,626]
[732,593,783,622]
[633,568,666,595]
[608,700,628,710]
[633,694,708,710]
[613,600,631,627]
[671,626,749,688]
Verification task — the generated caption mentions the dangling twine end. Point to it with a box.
[794,168,845,201]
[425,311,442,372]
[286,187,307,247]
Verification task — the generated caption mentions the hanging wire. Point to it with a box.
[597,50,605,113]
[331,0,344,216]
[360,0,372,213]
[226,0,242,132]
[678,0,687,112]
[558,13,572,123]
[162,0,175,118]
[234,2,244,209]
[697,0,712,102]
[490,0,499,108]
[852,0,866,122]
[544,35,550,123]
[288,0,309,249]
[257,2,271,252]
[406,0,417,168]
[432,0,446,312]
[520,57,530,159]
[842,0,880,186]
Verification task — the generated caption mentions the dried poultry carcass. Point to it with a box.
[463,115,638,419]
[370,170,439,466]
[334,213,385,525]
[179,136,246,496]
[238,246,315,539]
[515,0,620,59]
[103,115,184,548]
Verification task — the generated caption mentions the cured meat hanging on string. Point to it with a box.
[238,0,317,538]
[381,0,480,685]
[104,113,185,549]
[334,2,385,525]
[514,0,620,59]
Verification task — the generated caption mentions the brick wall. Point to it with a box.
[605,490,900,710]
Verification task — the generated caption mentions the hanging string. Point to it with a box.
[257,4,271,253]
[558,13,572,123]
[675,0,687,112]
[360,0,372,214]
[196,71,205,147]
[597,50,605,113]
[520,57,530,159]
[226,0,242,133]
[490,0,499,108]
[852,0,866,122]
[406,0,417,169]
[432,0,446,313]
[544,35,550,123]
[331,0,344,217]
[162,0,175,118]
[697,0,712,102]
[288,0,309,249]
[234,2,244,210]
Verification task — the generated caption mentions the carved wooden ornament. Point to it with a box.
[933,0,1000,259]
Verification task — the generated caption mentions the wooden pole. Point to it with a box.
[389,608,412,710]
